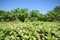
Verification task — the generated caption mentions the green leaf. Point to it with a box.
[5,36,10,40]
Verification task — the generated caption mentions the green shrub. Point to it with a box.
[0,22,60,40]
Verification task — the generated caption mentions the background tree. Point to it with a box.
[0,6,60,22]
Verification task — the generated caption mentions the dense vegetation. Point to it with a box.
[0,6,60,22]
[0,6,60,40]
[0,22,60,40]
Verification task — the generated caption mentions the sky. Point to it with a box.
[0,0,60,14]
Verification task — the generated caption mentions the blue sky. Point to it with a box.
[0,0,60,14]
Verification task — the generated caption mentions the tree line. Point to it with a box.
[0,6,60,22]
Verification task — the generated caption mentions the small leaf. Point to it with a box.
[5,36,10,40]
